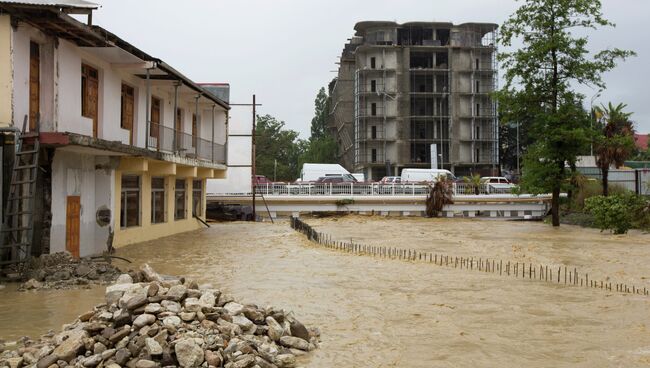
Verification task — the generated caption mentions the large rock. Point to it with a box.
[174,339,204,368]
[165,285,187,301]
[230,354,255,368]
[198,292,215,308]
[144,303,162,314]
[144,338,162,356]
[223,302,244,316]
[265,317,284,342]
[162,316,181,328]
[115,274,133,284]
[183,298,202,312]
[140,264,163,283]
[36,354,58,368]
[274,354,296,368]
[74,264,92,277]
[232,315,254,330]
[279,336,309,351]
[82,354,102,367]
[133,313,156,328]
[204,350,222,367]
[52,329,88,362]
[161,300,181,313]
[289,320,310,341]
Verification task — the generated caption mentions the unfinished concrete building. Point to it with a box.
[328,21,499,180]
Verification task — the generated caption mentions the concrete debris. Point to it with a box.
[0,264,319,368]
[13,252,122,291]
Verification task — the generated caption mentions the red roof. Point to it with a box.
[635,133,649,151]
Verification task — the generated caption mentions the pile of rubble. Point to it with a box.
[0,264,319,368]
[16,252,122,291]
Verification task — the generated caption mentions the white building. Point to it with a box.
[0,0,229,260]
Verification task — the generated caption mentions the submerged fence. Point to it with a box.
[290,217,649,297]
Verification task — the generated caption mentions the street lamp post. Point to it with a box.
[590,90,602,157]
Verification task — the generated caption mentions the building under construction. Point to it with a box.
[328,21,499,180]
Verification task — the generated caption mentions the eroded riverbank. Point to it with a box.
[1,219,650,367]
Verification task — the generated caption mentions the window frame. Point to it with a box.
[120,175,141,229]
[151,176,166,224]
[192,179,203,217]
[175,178,187,220]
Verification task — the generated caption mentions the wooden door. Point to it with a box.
[65,196,80,259]
[150,97,161,148]
[82,64,99,137]
[29,41,40,131]
[121,84,134,144]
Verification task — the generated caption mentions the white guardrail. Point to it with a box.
[250,182,516,196]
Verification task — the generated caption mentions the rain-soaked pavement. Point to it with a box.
[1,218,650,367]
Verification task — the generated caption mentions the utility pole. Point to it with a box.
[274,159,277,182]
[516,121,520,176]
[251,94,256,221]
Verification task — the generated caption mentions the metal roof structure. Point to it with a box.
[0,0,98,9]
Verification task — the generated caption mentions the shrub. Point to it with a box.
[584,193,645,234]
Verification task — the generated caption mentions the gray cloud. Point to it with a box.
[92,0,649,136]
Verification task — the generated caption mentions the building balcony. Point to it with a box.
[147,122,226,164]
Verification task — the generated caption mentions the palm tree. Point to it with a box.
[463,174,483,195]
[594,102,636,196]
[426,177,454,217]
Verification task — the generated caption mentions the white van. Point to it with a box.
[299,163,351,182]
[400,168,456,183]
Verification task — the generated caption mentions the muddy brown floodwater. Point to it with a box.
[1,218,650,367]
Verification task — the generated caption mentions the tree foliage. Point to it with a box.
[255,114,302,181]
[593,102,636,196]
[497,0,635,226]
[310,87,330,140]
[299,86,337,166]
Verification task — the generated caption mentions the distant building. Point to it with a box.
[634,133,648,151]
[328,21,499,180]
[0,1,229,261]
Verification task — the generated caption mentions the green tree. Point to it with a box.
[593,102,636,196]
[255,114,303,181]
[310,87,330,140]
[299,87,338,166]
[498,0,635,226]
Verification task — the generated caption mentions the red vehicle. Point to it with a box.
[254,175,272,184]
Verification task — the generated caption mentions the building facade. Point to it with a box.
[0,1,228,261]
[328,21,499,180]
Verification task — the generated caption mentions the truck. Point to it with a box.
[400,168,456,183]
[299,163,351,182]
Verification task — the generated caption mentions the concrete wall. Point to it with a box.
[0,15,12,127]
[50,150,114,257]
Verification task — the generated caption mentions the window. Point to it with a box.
[371,149,377,163]
[475,125,480,139]
[371,126,377,139]
[120,175,140,228]
[121,84,135,143]
[81,64,99,137]
[370,57,376,69]
[192,180,203,216]
[475,80,480,93]
[175,179,186,220]
[476,58,480,70]
[371,103,377,116]
[476,103,480,117]
[370,80,376,93]
[151,177,166,224]
[475,148,480,163]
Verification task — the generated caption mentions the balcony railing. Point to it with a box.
[147,122,225,164]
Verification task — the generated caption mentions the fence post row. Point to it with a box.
[288,218,649,297]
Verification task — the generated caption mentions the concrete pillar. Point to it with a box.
[291,212,300,218]
[358,211,367,215]
[467,211,476,218]
[270,211,277,219]
[446,211,454,218]
[380,211,389,216]
[402,211,410,217]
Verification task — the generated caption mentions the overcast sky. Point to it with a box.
[92,0,649,136]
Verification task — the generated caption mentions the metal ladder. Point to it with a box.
[0,116,40,266]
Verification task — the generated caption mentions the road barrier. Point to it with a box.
[290,217,648,297]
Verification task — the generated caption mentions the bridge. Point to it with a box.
[207,183,551,220]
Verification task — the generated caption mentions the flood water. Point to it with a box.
[1,218,650,367]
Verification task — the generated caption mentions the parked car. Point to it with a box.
[481,176,517,193]
[379,176,402,184]
[255,175,272,184]
[401,169,457,183]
